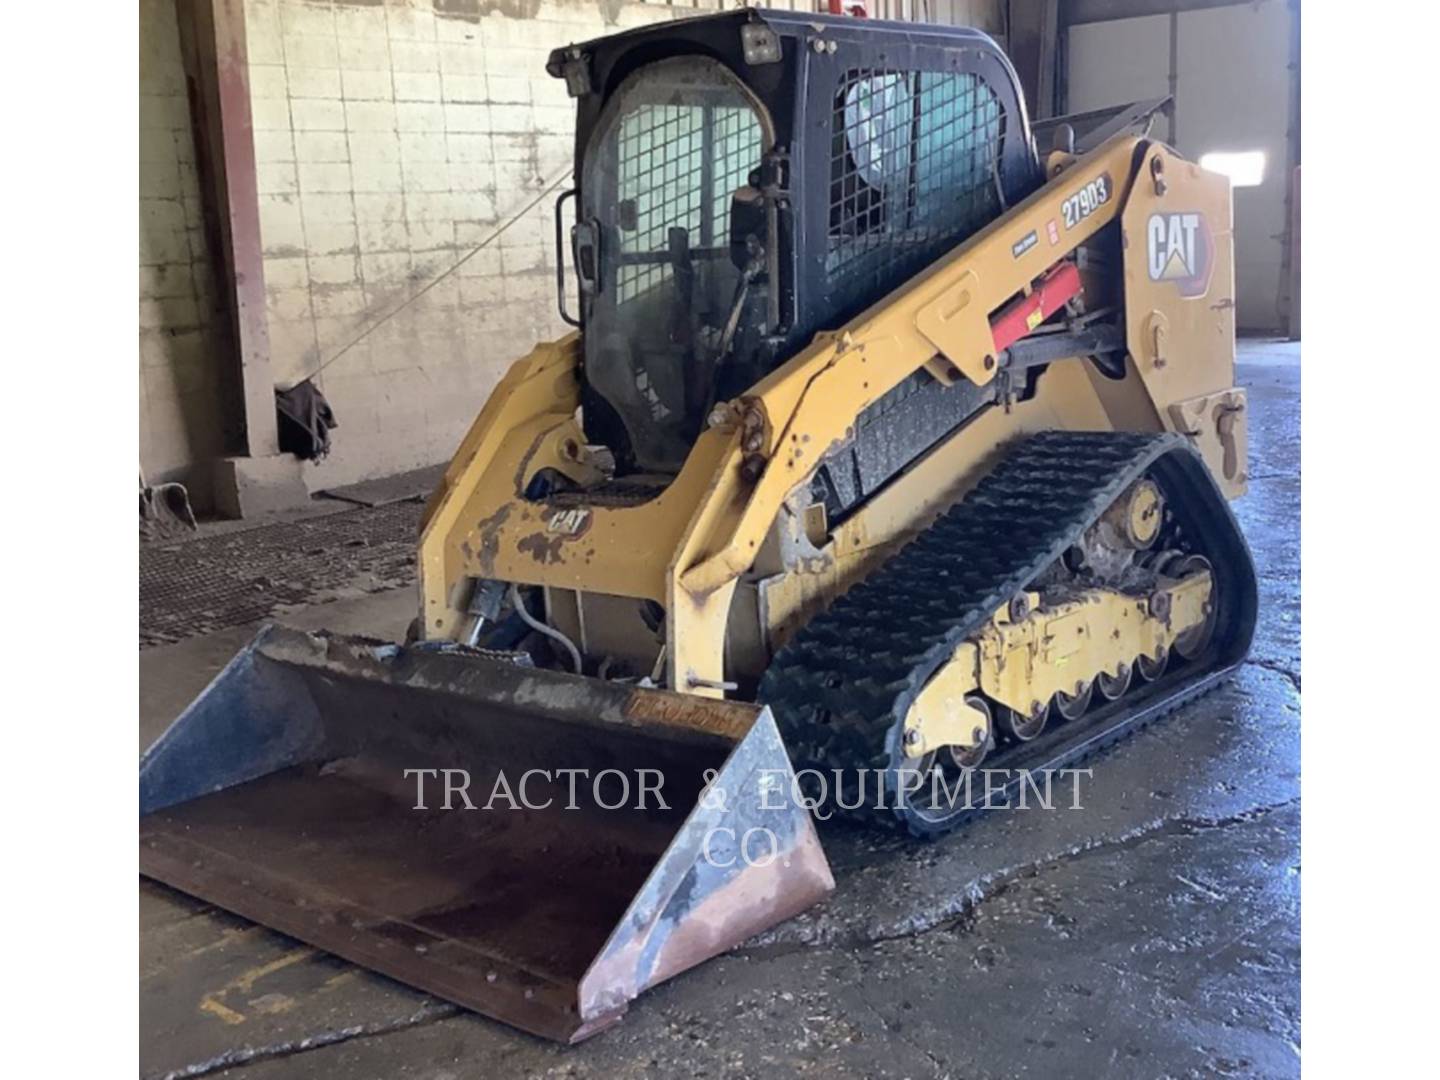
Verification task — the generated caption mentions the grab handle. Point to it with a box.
[554,188,581,327]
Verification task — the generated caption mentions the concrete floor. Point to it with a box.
[139,341,1300,1079]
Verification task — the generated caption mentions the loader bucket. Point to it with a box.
[139,625,833,1042]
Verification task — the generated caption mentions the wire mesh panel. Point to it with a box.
[616,105,701,304]
[828,68,1003,291]
[582,56,769,472]
[615,103,762,304]
[711,105,761,253]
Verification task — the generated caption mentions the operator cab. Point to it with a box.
[548,8,1040,477]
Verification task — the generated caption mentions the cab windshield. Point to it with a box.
[580,58,769,474]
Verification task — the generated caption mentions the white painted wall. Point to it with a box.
[1065,0,1295,332]
[139,0,1008,503]
[1174,1,1292,333]
[1067,14,1173,143]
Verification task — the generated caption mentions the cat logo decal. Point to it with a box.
[545,507,592,538]
[1146,212,1214,298]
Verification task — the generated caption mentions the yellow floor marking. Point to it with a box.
[198,998,246,1026]
[232,949,314,993]
[198,947,315,1026]
[248,992,298,1016]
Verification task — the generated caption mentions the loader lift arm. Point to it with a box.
[676,132,1146,596]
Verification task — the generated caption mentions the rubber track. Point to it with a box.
[758,430,1254,837]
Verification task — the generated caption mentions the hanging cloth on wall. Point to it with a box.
[276,379,338,462]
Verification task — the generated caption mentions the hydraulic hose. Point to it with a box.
[508,583,583,674]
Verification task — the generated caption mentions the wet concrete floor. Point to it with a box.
[139,341,1300,1079]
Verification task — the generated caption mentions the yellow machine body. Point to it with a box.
[418,134,1246,699]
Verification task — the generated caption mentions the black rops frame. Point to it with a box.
[547,8,1040,386]
[792,17,1040,337]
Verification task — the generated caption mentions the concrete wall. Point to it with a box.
[1065,0,1297,332]
[140,0,232,507]
[140,0,1006,503]
[241,0,1005,490]
[240,0,674,489]
[1065,14,1174,143]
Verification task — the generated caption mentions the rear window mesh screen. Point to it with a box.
[615,103,762,304]
[828,69,1004,288]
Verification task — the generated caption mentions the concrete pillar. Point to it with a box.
[176,0,307,517]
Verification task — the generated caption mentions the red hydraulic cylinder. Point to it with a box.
[989,262,1083,354]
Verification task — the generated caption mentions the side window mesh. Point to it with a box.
[615,103,762,304]
[711,106,760,254]
[828,69,1004,287]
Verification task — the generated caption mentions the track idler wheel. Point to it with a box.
[953,696,994,770]
[1101,477,1165,549]
[1054,679,1093,721]
[999,699,1050,742]
[1137,647,1169,682]
[1097,662,1133,701]
[901,697,993,825]
[909,696,993,776]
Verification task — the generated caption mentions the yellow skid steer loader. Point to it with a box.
[140,9,1256,1043]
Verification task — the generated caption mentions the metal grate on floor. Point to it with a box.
[140,501,422,648]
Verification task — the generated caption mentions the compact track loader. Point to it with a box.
[140,9,1256,1043]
